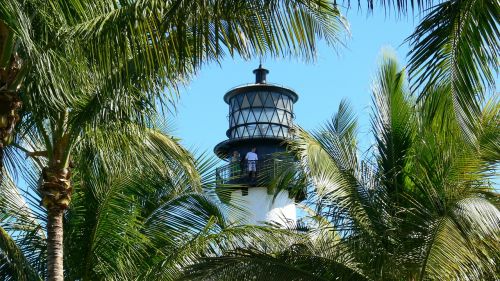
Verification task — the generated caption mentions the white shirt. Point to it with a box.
[245,151,258,161]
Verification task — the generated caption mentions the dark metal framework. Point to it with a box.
[227,90,295,139]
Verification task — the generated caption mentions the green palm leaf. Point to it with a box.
[407,0,499,139]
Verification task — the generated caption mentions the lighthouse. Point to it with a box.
[214,65,301,226]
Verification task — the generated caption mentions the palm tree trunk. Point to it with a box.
[0,21,23,176]
[47,208,64,281]
[0,143,4,184]
[41,164,71,281]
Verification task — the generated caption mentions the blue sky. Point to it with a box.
[173,10,418,156]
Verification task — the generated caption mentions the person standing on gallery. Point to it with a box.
[245,147,258,180]
[230,151,241,176]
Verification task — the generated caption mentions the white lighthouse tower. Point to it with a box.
[214,66,301,226]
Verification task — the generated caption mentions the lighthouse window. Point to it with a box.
[270,111,280,123]
[259,124,269,136]
[239,109,249,123]
[251,109,260,122]
[285,112,293,126]
[229,113,235,126]
[247,124,256,136]
[258,92,268,107]
[277,110,286,124]
[254,109,265,123]
[281,126,287,137]
[236,95,244,108]
[247,111,257,123]
[281,127,288,137]
[242,127,249,137]
[246,92,256,106]
[257,92,267,107]
[277,127,283,137]
[241,95,250,108]
[237,111,245,125]
[271,92,280,106]
[276,97,286,109]
[255,125,264,136]
[253,92,263,107]
[270,125,280,136]
[253,108,263,121]
[285,99,292,112]
[261,109,269,122]
[236,127,244,137]
[264,92,275,107]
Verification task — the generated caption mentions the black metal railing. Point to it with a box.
[215,158,294,186]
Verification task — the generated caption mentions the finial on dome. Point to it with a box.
[253,64,269,84]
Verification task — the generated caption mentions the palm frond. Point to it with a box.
[407,0,499,140]
[61,0,348,102]
[371,53,415,196]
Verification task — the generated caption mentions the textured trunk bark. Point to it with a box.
[40,161,71,281]
[0,143,3,180]
[41,162,71,281]
[1,22,23,175]
[47,208,64,281]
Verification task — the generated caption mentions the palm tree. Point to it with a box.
[1,1,348,279]
[0,132,212,280]
[184,53,499,280]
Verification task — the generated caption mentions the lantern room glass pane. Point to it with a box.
[246,92,256,106]
[264,92,275,107]
[252,108,263,122]
[276,97,285,109]
[270,125,280,136]
[237,127,244,137]
[285,112,293,126]
[247,110,257,123]
[258,92,268,107]
[270,110,280,123]
[254,111,261,122]
[276,127,283,137]
[241,127,249,137]
[241,109,250,123]
[276,109,285,123]
[253,93,263,107]
[264,108,275,122]
[236,95,244,107]
[241,95,250,108]
[254,125,263,136]
[271,92,280,106]
[231,112,239,125]
[247,124,256,137]
[259,124,269,136]
[282,128,289,138]
[284,98,292,112]
[237,111,245,125]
